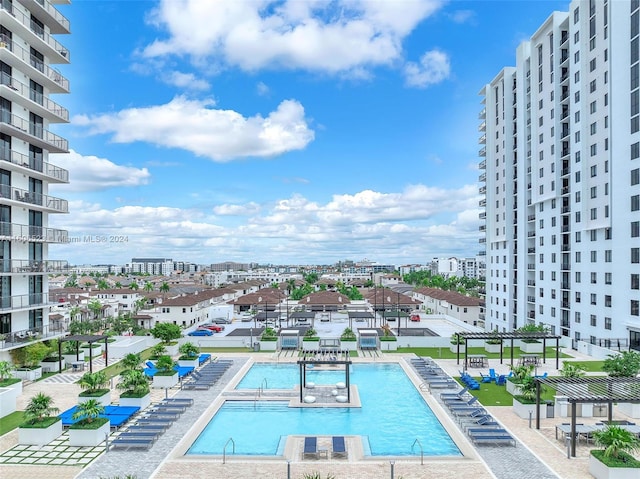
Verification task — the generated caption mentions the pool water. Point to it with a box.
[187,363,461,457]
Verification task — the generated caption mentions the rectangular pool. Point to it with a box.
[187,362,461,456]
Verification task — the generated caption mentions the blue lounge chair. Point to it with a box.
[495,375,507,386]
[480,372,492,383]
[303,436,318,459]
[488,369,497,382]
[332,436,347,458]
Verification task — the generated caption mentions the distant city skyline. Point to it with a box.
[48,0,569,265]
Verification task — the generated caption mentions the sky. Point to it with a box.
[47,0,571,267]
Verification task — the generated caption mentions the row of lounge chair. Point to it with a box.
[440,388,517,447]
[459,371,481,390]
[181,359,234,390]
[110,398,194,451]
[303,436,347,459]
[409,357,457,390]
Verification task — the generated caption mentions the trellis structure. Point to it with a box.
[297,349,352,403]
[58,334,109,374]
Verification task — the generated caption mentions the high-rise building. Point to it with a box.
[479,0,640,351]
[0,0,70,349]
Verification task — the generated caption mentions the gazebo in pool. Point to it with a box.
[455,331,561,370]
[58,334,109,374]
[297,349,352,403]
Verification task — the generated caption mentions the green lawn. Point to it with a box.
[0,411,24,436]
[454,377,557,406]
[562,360,605,372]
[394,346,571,360]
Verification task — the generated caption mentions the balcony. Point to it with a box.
[18,0,70,34]
[0,292,54,312]
[527,280,536,286]
[528,247,535,253]
[0,35,69,92]
[527,231,536,237]
[562,225,570,232]
[0,259,68,274]
[479,199,486,207]
[479,186,486,194]
[479,173,486,182]
[527,214,535,221]
[479,212,486,220]
[561,186,570,195]
[528,311,536,319]
[527,296,535,302]
[0,149,68,183]
[0,185,68,213]
[479,122,486,132]
[479,108,486,119]
[0,0,70,62]
[479,160,486,170]
[0,72,69,123]
[478,251,486,256]
[479,147,486,157]
[527,263,535,269]
[479,225,486,232]
[0,222,68,243]
[478,134,486,144]
[561,244,570,251]
[561,301,570,308]
[561,263,571,271]
[479,237,486,244]
[561,282,570,289]
[0,111,68,153]
[561,206,570,213]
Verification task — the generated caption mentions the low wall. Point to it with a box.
[109,336,158,359]
[395,337,486,348]
[0,388,16,418]
[576,340,621,360]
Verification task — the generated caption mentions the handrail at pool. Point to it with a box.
[411,438,424,465]
[222,437,235,464]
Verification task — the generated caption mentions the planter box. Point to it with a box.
[164,344,179,356]
[484,342,502,353]
[302,340,320,350]
[380,340,398,351]
[520,341,543,353]
[0,388,16,417]
[0,379,22,400]
[79,390,111,406]
[12,367,42,381]
[450,344,466,354]
[18,419,62,445]
[177,358,199,368]
[63,351,85,364]
[119,393,151,410]
[340,340,358,351]
[506,380,523,396]
[81,344,103,357]
[512,397,547,419]
[68,420,110,447]
[153,372,178,389]
[589,454,640,479]
[617,402,640,419]
[259,340,277,351]
[40,358,65,373]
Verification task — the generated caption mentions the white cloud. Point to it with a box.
[142,0,443,76]
[404,49,451,88]
[449,10,475,24]
[50,184,480,264]
[162,71,210,91]
[73,96,315,161]
[257,81,270,96]
[49,150,150,192]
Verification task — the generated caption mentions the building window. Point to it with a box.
[591,250,597,262]
[590,315,597,326]
[605,295,612,307]
[605,272,612,284]
[591,293,597,305]
[632,195,640,211]
[632,273,640,290]
[633,221,640,238]
[605,250,612,262]
[632,300,639,316]
[633,247,640,263]
[575,312,581,323]
[591,272,597,283]
[604,317,611,330]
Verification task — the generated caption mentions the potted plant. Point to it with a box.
[484,332,502,353]
[150,323,182,356]
[78,371,111,405]
[379,324,398,351]
[589,425,640,479]
[117,369,151,409]
[40,339,65,373]
[258,328,278,351]
[340,328,357,351]
[516,323,548,353]
[512,375,547,419]
[18,392,62,445]
[149,342,167,360]
[450,333,465,354]
[177,342,200,367]
[68,399,110,446]
[0,333,6,347]
[120,352,143,371]
[10,343,47,380]
[62,340,85,364]
[0,360,21,398]
[554,362,588,417]
[152,355,178,389]
[506,364,534,396]
[81,341,103,356]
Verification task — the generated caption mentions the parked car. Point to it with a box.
[188,329,213,336]
[240,313,253,322]
[410,314,421,322]
[213,317,232,324]
[200,324,224,332]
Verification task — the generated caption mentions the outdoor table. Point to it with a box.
[519,354,540,366]
[555,423,599,442]
[467,354,488,368]
[71,361,85,372]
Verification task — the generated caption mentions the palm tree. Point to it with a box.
[593,425,640,459]
[159,282,170,298]
[69,306,81,322]
[88,299,103,320]
[78,371,108,394]
[143,282,154,293]
[117,369,150,396]
[114,281,122,288]
[97,279,109,290]
[120,353,142,371]
[129,282,139,291]
[23,392,59,424]
[72,399,105,424]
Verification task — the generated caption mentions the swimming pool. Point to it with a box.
[187,362,461,457]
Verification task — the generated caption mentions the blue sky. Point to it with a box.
[48,0,570,266]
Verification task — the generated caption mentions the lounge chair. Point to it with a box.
[445,396,478,408]
[110,437,155,450]
[495,374,507,386]
[480,372,492,383]
[331,436,347,458]
[303,436,318,459]
[440,387,469,400]
[488,369,497,382]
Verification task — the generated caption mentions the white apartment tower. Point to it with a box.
[0,0,70,348]
[480,0,640,350]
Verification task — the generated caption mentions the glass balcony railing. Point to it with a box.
[0,259,68,273]
[0,221,68,242]
[0,184,68,213]
[0,72,69,121]
[0,111,68,152]
[0,148,69,182]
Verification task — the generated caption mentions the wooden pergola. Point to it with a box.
[297,350,352,403]
[58,334,109,374]
[534,376,640,457]
[455,331,561,370]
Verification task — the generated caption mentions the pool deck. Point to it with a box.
[0,350,635,479]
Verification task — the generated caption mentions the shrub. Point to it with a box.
[150,323,182,344]
[78,371,108,394]
[592,425,640,460]
[178,342,199,358]
[22,392,59,425]
[117,369,150,397]
[155,355,176,375]
[340,328,356,341]
[560,362,586,378]
[603,351,640,378]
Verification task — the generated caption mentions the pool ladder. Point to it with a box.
[222,437,235,464]
[411,438,424,465]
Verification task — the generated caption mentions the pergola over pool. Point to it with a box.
[534,376,640,457]
[454,331,561,370]
[297,349,352,403]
